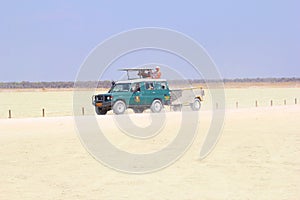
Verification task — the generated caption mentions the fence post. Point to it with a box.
[82,107,85,116]
[255,100,258,107]
[42,108,45,117]
[216,103,218,109]
[236,102,238,109]
[8,110,11,119]
[295,98,298,105]
[284,99,286,105]
[270,100,273,107]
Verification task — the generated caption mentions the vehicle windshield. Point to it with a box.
[110,83,130,92]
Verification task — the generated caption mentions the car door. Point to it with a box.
[129,82,143,106]
[142,82,156,105]
[155,81,170,104]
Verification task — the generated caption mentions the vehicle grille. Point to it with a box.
[96,95,104,101]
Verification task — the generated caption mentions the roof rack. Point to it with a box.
[118,67,154,80]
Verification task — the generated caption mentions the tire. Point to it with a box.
[150,99,163,113]
[192,98,201,111]
[113,100,126,114]
[133,108,144,113]
[95,107,107,115]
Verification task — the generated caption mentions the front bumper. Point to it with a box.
[92,95,112,110]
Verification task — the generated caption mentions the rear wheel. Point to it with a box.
[95,107,107,115]
[191,98,201,111]
[151,99,163,113]
[113,100,126,114]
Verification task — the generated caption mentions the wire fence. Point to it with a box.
[1,88,300,119]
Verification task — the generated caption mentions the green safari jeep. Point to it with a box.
[92,79,171,115]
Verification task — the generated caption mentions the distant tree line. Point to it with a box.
[0,81,112,89]
[0,78,299,89]
[222,77,300,83]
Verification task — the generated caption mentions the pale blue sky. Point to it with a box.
[0,0,299,81]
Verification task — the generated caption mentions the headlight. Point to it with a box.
[106,96,112,101]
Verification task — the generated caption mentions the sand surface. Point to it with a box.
[0,106,300,199]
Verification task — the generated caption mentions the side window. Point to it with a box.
[155,82,161,90]
[153,82,168,90]
[131,83,141,92]
[123,84,130,91]
[145,82,154,90]
[161,82,167,90]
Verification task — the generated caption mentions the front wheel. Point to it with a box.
[113,100,126,114]
[151,99,163,113]
[95,107,107,115]
[191,98,201,111]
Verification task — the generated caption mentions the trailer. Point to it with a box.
[170,87,204,111]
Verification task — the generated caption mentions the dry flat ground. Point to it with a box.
[0,106,300,200]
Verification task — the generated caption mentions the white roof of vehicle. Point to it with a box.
[116,78,167,84]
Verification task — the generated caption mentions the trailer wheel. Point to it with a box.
[151,99,163,113]
[113,100,126,114]
[192,99,201,111]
